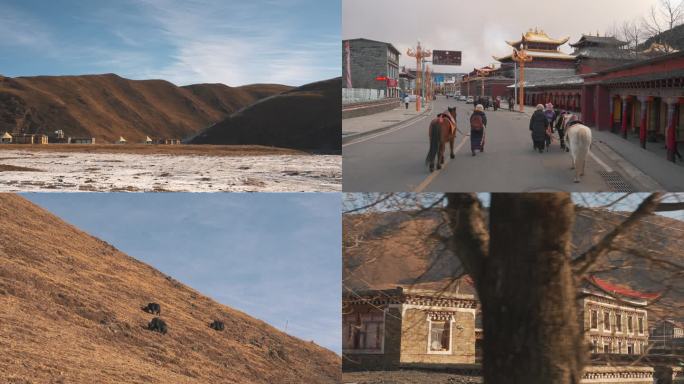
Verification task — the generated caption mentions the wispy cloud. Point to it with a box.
[0,4,56,52]
[0,0,339,86]
[133,0,340,85]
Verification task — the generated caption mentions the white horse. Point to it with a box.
[562,113,592,183]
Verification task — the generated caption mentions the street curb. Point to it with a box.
[342,104,434,145]
[591,140,664,191]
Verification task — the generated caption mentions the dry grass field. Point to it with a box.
[0,195,341,383]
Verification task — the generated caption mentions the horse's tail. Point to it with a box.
[426,121,441,166]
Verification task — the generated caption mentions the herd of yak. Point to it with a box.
[141,302,225,335]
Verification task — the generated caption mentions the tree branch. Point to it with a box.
[573,193,662,275]
[654,202,684,212]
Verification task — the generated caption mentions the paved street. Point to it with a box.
[343,96,627,192]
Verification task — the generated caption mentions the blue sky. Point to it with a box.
[0,0,340,86]
[24,193,342,354]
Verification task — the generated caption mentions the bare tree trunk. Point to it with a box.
[446,193,585,384]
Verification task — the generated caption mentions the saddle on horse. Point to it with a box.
[437,111,456,135]
[566,120,584,128]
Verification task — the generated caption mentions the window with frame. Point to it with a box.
[616,314,622,332]
[343,311,384,352]
[627,343,634,355]
[603,343,610,354]
[638,317,644,334]
[590,310,598,329]
[603,311,611,331]
[627,315,633,333]
[429,320,451,352]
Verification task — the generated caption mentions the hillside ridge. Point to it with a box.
[189,77,341,153]
[0,74,291,143]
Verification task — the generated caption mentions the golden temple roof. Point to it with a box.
[642,42,678,54]
[506,28,570,47]
[493,49,575,62]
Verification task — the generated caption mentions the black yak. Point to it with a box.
[209,320,225,331]
[142,302,161,315]
[148,317,167,334]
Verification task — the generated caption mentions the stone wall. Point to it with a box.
[399,308,476,366]
[342,99,400,119]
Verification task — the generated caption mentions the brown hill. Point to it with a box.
[0,74,291,143]
[189,78,341,154]
[182,83,292,116]
[343,207,684,318]
[0,194,340,383]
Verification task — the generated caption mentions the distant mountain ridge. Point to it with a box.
[190,77,341,153]
[0,73,291,143]
[343,208,684,319]
[0,194,340,383]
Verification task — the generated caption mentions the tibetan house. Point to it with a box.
[11,134,48,145]
[343,275,659,379]
[581,276,657,356]
[343,280,479,371]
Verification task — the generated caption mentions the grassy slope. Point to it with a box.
[0,194,340,383]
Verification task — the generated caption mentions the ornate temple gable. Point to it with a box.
[506,28,570,51]
[495,28,574,63]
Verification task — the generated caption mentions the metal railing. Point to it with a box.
[342,88,386,105]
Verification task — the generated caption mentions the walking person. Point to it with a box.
[554,110,567,151]
[404,94,410,109]
[470,104,487,156]
[544,103,556,151]
[530,104,548,153]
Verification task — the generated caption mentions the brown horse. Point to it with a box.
[425,107,457,172]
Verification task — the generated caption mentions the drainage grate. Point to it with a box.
[599,171,635,192]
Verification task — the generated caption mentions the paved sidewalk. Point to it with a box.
[592,130,684,190]
[342,102,432,143]
[508,102,684,190]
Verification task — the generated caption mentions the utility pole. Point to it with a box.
[407,41,431,112]
[512,48,532,112]
[514,61,518,108]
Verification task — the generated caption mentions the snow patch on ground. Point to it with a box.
[0,150,341,192]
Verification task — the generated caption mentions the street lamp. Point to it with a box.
[512,48,532,112]
[407,41,431,112]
